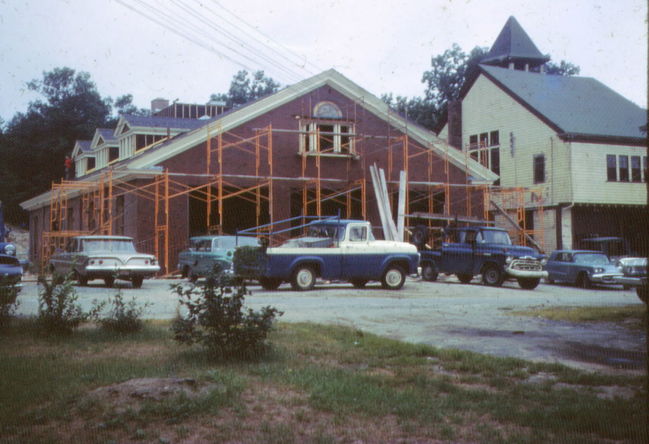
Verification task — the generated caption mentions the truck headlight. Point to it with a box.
[540,258,547,266]
[4,244,16,256]
[505,256,513,264]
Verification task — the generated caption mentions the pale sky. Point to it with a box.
[0,0,646,123]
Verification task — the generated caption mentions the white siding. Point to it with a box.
[571,142,647,205]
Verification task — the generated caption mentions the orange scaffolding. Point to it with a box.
[40,120,547,273]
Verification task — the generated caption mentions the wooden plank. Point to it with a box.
[397,170,406,241]
[489,199,544,252]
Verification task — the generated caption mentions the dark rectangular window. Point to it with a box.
[619,155,629,182]
[490,148,500,176]
[606,154,617,181]
[136,134,146,150]
[318,124,334,152]
[108,147,119,162]
[87,157,95,171]
[533,154,545,184]
[644,156,647,182]
[469,135,478,149]
[631,156,641,182]
[489,130,499,146]
[479,132,488,147]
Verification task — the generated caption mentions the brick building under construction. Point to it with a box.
[22,69,540,274]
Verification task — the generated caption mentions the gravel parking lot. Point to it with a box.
[15,274,647,374]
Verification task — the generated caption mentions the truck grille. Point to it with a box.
[511,258,542,272]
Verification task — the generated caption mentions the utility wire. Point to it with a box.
[170,0,304,82]
[205,0,323,74]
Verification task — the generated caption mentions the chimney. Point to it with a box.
[151,98,170,114]
[447,101,462,150]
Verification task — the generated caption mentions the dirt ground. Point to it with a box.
[15,274,647,374]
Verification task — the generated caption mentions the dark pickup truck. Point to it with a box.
[419,226,547,290]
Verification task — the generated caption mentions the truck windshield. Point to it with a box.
[479,230,512,245]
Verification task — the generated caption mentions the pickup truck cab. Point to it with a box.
[419,226,547,289]
[238,219,419,291]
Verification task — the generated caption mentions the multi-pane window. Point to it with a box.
[301,122,354,154]
[631,156,641,182]
[606,155,617,181]
[135,134,166,151]
[300,102,354,155]
[607,154,647,182]
[533,154,545,184]
[619,155,629,182]
[467,130,500,175]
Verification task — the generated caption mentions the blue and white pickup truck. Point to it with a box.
[238,219,420,291]
[419,226,547,290]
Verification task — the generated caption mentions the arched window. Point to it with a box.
[300,102,354,155]
[313,102,342,119]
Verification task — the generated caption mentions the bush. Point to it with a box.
[232,246,266,279]
[171,271,282,359]
[92,290,150,334]
[37,273,88,335]
[0,278,20,329]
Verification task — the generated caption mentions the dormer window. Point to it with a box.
[108,146,119,163]
[299,102,354,156]
[86,157,96,172]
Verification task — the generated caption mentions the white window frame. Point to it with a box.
[299,120,355,156]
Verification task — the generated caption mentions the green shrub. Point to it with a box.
[0,277,20,328]
[232,245,266,279]
[37,273,88,335]
[171,271,282,359]
[93,290,150,334]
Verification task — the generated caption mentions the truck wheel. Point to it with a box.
[421,263,438,282]
[291,266,316,291]
[74,270,88,286]
[131,276,144,289]
[456,273,473,284]
[351,279,368,288]
[517,278,540,290]
[104,276,115,288]
[482,264,503,286]
[381,265,405,290]
[636,286,648,304]
[259,277,282,291]
[576,273,591,289]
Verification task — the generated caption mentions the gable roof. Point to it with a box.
[71,140,92,158]
[113,114,209,137]
[21,69,497,212]
[124,69,497,182]
[481,16,549,67]
[480,65,647,143]
[91,128,118,149]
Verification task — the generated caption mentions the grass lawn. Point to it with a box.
[0,319,646,443]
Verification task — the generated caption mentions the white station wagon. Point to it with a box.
[48,236,160,288]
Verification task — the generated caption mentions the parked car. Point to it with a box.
[48,235,160,288]
[178,235,260,280]
[545,250,623,288]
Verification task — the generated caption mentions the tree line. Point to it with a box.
[0,44,577,224]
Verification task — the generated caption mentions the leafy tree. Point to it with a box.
[211,70,280,108]
[544,60,580,76]
[381,94,438,130]
[0,68,112,223]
